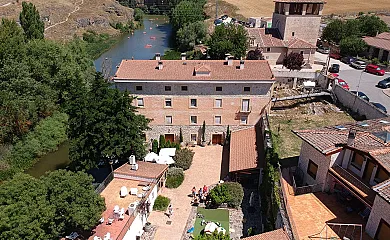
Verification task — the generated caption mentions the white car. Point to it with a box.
[350,60,367,69]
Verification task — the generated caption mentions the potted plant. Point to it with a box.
[201,121,206,147]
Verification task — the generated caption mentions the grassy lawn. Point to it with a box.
[269,98,354,160]
[193,207,229,236]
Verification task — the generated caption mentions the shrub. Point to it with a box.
[153,195,170,211]
[371,58,380,64]
[152,139,158,154]
[174,148,194,170]
[194,232,230,240]
[159,135,166,149]
[166,167,184,188]
[209,182,244,208]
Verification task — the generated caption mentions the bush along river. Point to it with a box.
[25,16,172,178]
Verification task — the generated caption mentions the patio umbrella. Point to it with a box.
[204,222,218,234]
[144,152,158,162]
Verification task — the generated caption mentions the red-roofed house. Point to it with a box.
[291,118,390,239]
[113,57,275,145]
[364,32,390,62]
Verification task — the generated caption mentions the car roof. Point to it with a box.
[367,64,380,67]
[356,60,366,63]
[373,102,385,107]
[338,79,346,83]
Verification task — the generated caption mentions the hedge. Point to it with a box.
[153,195,170,211]
[0,112,68,180]
[173,148,194,170]
[165,167,184,188]
[209,182,244,208]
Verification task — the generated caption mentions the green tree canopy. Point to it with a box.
[246,47,264,60]
[358,15,388,37]
[208,24,248,59]
[283,52,304,71]
[67,73,150,170]
[19,2,45,40]
[194,232,230,240]
[340,36,368,56]
[0,171,105,239]
[321,19,345,44]
[170,1,204,31]
[134,8,144,21]
[176,21,207,52]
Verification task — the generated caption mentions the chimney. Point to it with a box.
[155,53,161,61]
[347,128,356,146]
[225,53,230,61]
[240,60,245,69]
[181,52,186,61]
[158,61,163,70]
[228,56,234,66]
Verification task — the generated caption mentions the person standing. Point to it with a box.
[168,204,173,218]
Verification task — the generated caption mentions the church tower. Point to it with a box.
[272,0,325,45]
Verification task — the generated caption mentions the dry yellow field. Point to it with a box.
[219,0,390,18]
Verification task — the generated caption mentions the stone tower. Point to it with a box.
[271,0,325,45]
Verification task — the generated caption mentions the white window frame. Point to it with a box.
[190,98,197,108]
[214,99,222,108]
[190,134,197,142]
[137,98,144,107]
[190,116,198,124]
[240,115,248,125]
[165,98,172,108]
[215,116,222,125]
[165,116,172,125]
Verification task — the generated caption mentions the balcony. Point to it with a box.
[329,164,376,207]
[237,106,252,114]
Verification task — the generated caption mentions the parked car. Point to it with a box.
[372,102,387,113]
[351,91,370,101]
[341,56,357,64]
[377,77,390,88]
[329,64,340,73]
[317,46,330,54]
[330,73,339,78]
[329,52,341,60]
[337,79,350,90]
[350,60,367,69]
[365,64,385,76]
[214,19,223,26]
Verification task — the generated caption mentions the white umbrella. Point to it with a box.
[159,148,176,157]
[204,222,218,234]
[156,155,175,165]
[144,152,158,162]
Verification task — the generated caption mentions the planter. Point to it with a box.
[201,141,206,147]
[180,142,186,147]
[144,222,152,232]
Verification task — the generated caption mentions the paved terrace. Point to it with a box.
[147,145,223,240]
[281,168,373,240]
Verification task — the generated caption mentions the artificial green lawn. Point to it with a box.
[193,207,229,236]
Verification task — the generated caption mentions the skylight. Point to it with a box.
[373,131,390,143]
[335,126,347,130]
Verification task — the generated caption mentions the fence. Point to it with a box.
[289,167,323,196]
[278,166,296,240]
[95,172,114,194]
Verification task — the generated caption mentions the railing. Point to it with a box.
[238,106,252,113]
[289,167,323,196]
[278,166,295,240]
[308,223,363,240]
[95,172,114,194]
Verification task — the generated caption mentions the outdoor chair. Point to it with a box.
[107,218,114,225]
[130,188,138,195]
[99,217,104,224]
[65,232,79,240]
[104,232,111,240]
[113,205,120,214]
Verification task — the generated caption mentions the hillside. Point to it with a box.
[212,0,390,18]
[0,0,134,40]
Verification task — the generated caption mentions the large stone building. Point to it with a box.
[247,0,325,65]
[113,55,275,145]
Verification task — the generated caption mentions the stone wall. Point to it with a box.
[298,141,331,189]
[365,195,390,238]
[333,84,388,119]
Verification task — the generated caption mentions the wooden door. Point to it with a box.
[375,219,390,240]
[363,160,375,183]
[212,134,222,145]
[165,134,174,143]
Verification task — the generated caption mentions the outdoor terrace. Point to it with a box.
[88,178,154,240]
[329,164,376,207]
[281,168,373,240]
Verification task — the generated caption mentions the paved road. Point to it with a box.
[315,52,390,112]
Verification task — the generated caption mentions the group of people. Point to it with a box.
[191,185,209,205]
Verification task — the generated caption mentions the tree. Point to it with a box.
[340,36,367,56]
[67,73,150,170]
[19,2,44,40]
[283,52,304,71]
[173,148,194,170]
[194,232,230,240]
[208,24,248,59]
[170,1,204,31]
[201,120,206,142]
[176,21,206,52]
[321,19,344,44]
[152,139,159,153]
[179,128,183,143]
[159,135,166,149]
[246,47,264,60]
[0,171,105,239]
[134,8,144,21]
[358,15,388,37]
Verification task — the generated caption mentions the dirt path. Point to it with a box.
[44,0,84,32]
[148,145,223,240]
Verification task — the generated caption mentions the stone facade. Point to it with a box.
[365,195,390,238]
[298,141,331,189]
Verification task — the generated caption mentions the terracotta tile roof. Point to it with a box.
[113,60,274,81]
[274,0,326,3]
[374,179,390,203]
[242,229,289,240]
[293,117,390,172]
[286,37,316,49]
[229,127,261,172]
[247,28,285,48]
[114,161,168,180]
[363,32,390,52]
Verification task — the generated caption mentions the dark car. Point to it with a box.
[329,64,340,73]
[214,19,223,26]
[372,102,387,113]
[341,56,357,64]
[351,91,370,101]
[378,77,390,88]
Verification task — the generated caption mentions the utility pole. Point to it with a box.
[216,0,218,19]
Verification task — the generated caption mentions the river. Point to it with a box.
[25,16,172,178]
[94,15,173,75]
